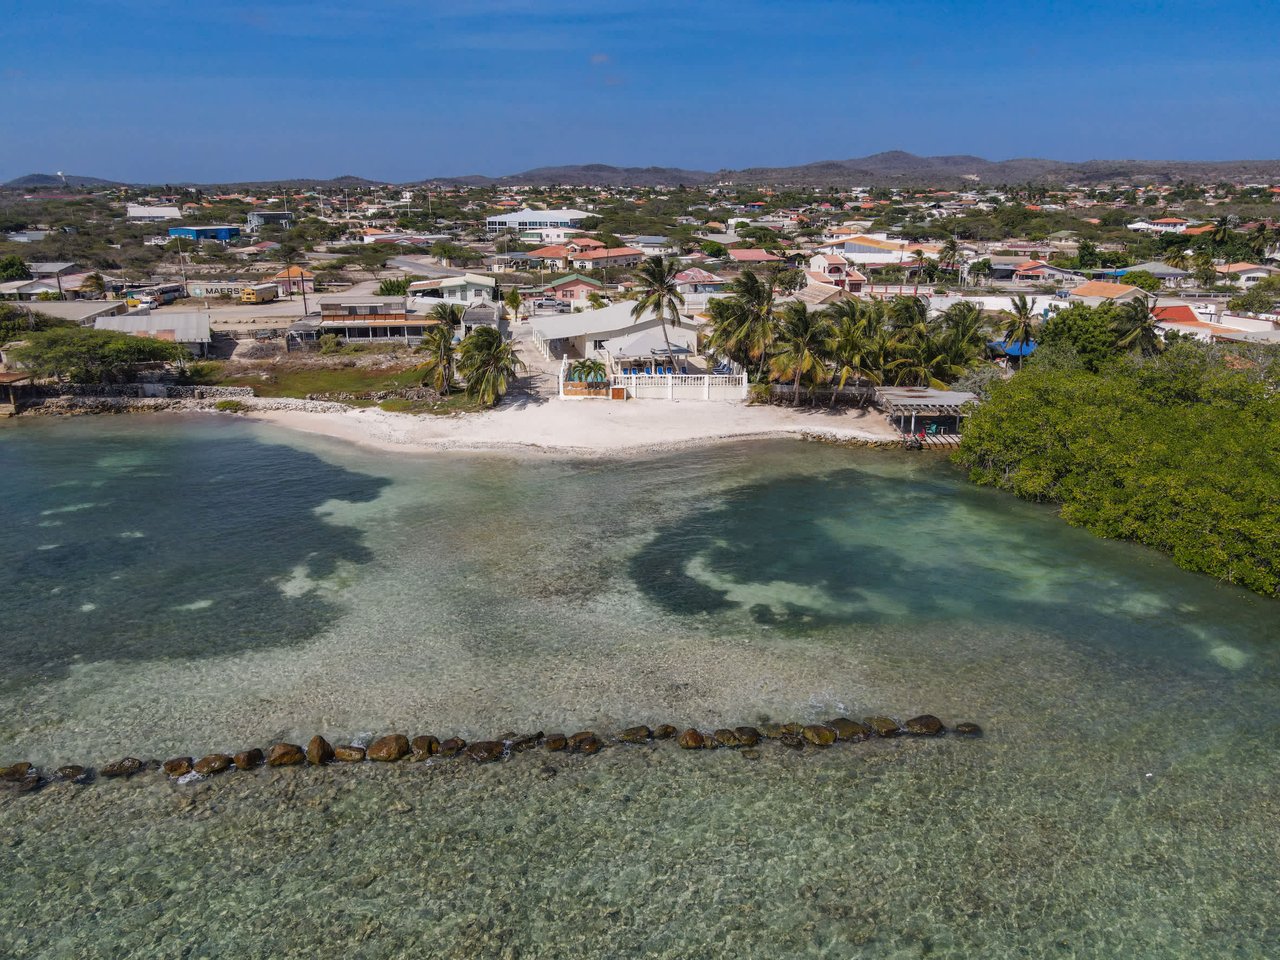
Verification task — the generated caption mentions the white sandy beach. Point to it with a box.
[246,398,901,456]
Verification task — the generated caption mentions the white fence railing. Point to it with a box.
[557,363,748,401]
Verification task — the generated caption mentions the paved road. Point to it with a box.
[187,280,383,329]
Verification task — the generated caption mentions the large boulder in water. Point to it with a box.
[828,718,872,742]
[266,743,305,767]
[306,736,335,766]
[367,735,411,762]
[905,715,945,737]
[567,731,601,754]
[465,741,505,763]
[162,757,193,778]
[713,728,741,748]
[653,725,678,740]
[865,716,902,738]
[56,765,91,784]
[233,748,264,770]
[802,725,837,747]
[617,726,652,744]
[194,754,232,776]
[677,729,706,750]
[543,734,568,752]
[1,762,33,781]
[334,745,366,763]
[100,757,144,778]
[953,722,984,737]
[734,726,762,746]
[410,736,440,760]
[437,737,466,758]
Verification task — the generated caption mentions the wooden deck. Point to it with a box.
[901,433,962,449]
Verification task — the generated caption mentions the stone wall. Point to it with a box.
[29,384,255,400]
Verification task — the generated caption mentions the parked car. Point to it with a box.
[534,298,572,312]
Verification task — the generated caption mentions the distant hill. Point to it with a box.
[720,152,1280,187]
[9,153,1280,192]
[428,163,719,188]
[426,152,1280,188]
[4,173,126,188]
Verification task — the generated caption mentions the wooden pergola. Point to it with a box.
[875,386,979,439]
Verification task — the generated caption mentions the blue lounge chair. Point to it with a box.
[680,366,689,375]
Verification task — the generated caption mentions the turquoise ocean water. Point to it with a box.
[1,416,1277,958]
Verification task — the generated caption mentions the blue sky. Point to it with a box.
[3,0,1278,183]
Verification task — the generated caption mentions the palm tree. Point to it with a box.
[1164,248,1191,272]
[503,287,523,322]
[1000,293,1037,369]
[1112,296,1165,356]
[824,301,884,406]
[569,357,606,382]
[79,272,106,299]
[1192,250,1217,288]
[457,326,525,406]
[417,323,456,395]
[1211,216,1236,247]
[1249,224,1272,261]
[630,255,686,369]
[910,250,931,296]
[705,268,777,381]
[887,295,930,332]
[939,237,962,282]
[769,302,833,406]
[892,323,971,388]
[429,301,465,331]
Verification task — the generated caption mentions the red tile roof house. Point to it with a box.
[728,248,783,264]
[528,245,574,270]
[1152,305,1254,342]
[807,253,865,292]
[1215,262,1280,287]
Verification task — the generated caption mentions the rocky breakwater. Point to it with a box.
[0,714,982,797]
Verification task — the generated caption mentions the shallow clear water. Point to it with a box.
[1,416,1278,958]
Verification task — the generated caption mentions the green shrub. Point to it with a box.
[214,399,247,413]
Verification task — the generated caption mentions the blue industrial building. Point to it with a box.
[168,225,241,242]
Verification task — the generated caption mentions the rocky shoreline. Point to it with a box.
[1,714,981,795]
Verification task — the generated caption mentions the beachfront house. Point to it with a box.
[531,301,698,364]
[310,296,412,341]
[94,312,213,357]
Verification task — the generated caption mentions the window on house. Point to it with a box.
[592,340,606,351]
